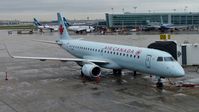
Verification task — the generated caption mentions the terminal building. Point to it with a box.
[105,12,199,28]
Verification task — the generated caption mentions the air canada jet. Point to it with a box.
[33,18,58,32]
[63,17,94,34]
[11,13,185,88]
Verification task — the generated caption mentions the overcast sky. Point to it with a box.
[0,0,198,21]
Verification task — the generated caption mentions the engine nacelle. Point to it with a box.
[86,29,91,32]
[81,64,101,77]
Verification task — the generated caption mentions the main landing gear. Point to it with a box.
[113,69,122,75]
[156,77,163,89]
[113,69,122,84]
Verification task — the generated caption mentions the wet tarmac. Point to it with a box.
[0,30,199,112]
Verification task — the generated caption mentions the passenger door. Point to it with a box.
[145,55,152,68]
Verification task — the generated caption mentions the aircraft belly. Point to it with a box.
[99,62,121,69]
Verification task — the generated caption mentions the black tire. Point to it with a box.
[81,71,84,77]
[156,82,163,88]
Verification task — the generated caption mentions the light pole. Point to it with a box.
[111,8,114,14]
[173,9,176,13]
[133,6,137,13]
[184,6,188,26]
[132,6,137,28]
[172,9,176,24]
[122,8,125,13]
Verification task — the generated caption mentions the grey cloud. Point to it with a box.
[0,0,199,20]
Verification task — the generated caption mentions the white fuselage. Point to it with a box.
[59,39,184,78]
[68,26,94,32]
[37,25,58,31]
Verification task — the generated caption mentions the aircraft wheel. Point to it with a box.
[81,71,84,77]
[113,69,122,75]
[156,79,163,89]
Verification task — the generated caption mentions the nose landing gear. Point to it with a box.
[156,78,163,89]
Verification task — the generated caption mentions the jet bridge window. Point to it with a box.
[157,57,163,61]
[164,57,174,61]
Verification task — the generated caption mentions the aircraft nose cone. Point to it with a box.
[176,68,185,77]
[174,65,185,77]
[169,63,185,77]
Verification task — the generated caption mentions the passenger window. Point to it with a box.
[157,57,163,61]
[164,57,174,61]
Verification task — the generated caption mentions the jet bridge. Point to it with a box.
[148,40,177,60]
[148,34,199,66]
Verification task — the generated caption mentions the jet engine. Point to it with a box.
[86,29,91,32]
[81,64,101,77]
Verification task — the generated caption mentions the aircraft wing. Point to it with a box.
[32,39,58,44]
[145,25,160,29]
[173,25,187,29]
[12,56,109,64]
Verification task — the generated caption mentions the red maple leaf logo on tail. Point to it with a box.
[59,25,64,35]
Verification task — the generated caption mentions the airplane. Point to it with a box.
[63,17,94,34]
[159,16,175,32]
[143,20,160,31]
[33,18,59,32]
[10,13,185,88]
[144,16,187,32]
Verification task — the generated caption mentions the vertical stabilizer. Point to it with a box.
[33,18,42,26]
[160,16,163,25]
[57,13,71,40]
[63,17,71,28]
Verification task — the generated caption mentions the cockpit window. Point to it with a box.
[164,57,174,61]
[157,57,163,61]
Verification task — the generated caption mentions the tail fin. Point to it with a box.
[57,13,71,40]
[63,17,71,28]
[160,16,163,24]
[33,18,42,26]
[146,20,150,25]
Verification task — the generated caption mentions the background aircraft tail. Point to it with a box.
[160,16,163,25]
[63,17,71,28]
[33,18,42,26]
[57,13,71,40]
